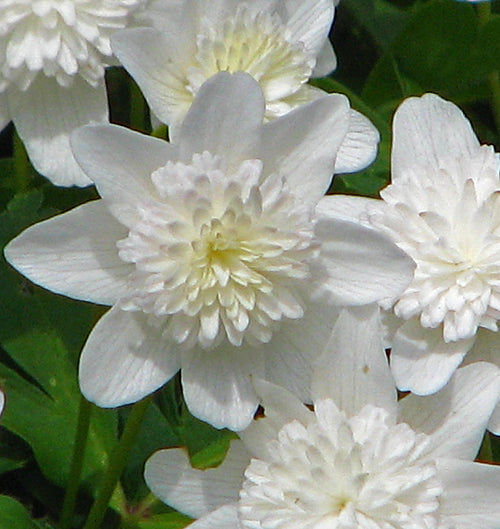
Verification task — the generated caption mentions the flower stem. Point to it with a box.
[130,81,149,133]
[82,397,150,529]
[59,397,93,529]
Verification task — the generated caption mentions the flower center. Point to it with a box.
[0,0,145,91]
[161,3,315,123]
[369,146,500,342]
[116,152,318,349]
[239,403,443,529]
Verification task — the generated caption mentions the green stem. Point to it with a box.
[59,397,93,529]
[129,81,149,133]
[82,397,150,529]
[478,432,493,463]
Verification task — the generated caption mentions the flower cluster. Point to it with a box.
[1,1,500,528]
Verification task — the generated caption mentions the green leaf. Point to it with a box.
[136,512,192,529]
[0,496,39,529]
[0,191,117,491]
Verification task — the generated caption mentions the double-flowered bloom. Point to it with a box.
[5,72,413,430]
[145,306,500,529]
[326,93,500,433]
[111,0,378,174]
[0,0,146,185]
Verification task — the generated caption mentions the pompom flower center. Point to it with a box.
[169,3,315,122]
[240,403,443,529]
[369,146,500,342]
[116,152,318,350]
[0,0,145,90]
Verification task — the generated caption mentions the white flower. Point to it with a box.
[111,0,378,173]
[0,0,146,186]
[144,305,500,529]
[0,389,4,417]
[4,72,412,430]
[321,93,500,433]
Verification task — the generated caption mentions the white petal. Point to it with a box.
[312,305,398,418]
[259,93,350,207]
[312,40,337,77]
[71,124,176,208]
[8,76,107,187]
[111,27,192,128]
[260,295,341,402]
[334,110,380,174]
[0,389,4,417]
[392,93,481,182]
[390,319,474,395]
[144,442,249,518]
[188,505,241,529]
[460,329,500,434]
[79,308,180,407]
[178,72,264,169]
[438,458,500,529]
[181,342,264,431]
[315,193,379,224]
[399,363,500,460]
[4,201,130,305]
[239,377,313,459]
[313,217,415,307]
[281,0,334,57]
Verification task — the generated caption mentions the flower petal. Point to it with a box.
[312,40,337,77]
[188,505,241,529]
[315,193,379,224]
[111,27,192,128]
[178,72,264,169]
[144,442,249,518]
[0,389,4,417]
[280,0,334,57]
[334,110,380,174]
[181,342,264,431]
[398,363,500,460]
[0,93,10,131]
[239,377,313,459]
[392,93,481,182]
[312,305,398,418]
[79,307,180,407]
[71,124,176,209]
[259,93,350,207]
[260,295,340,402]
[438,458,500,529]
[390,319,474,395]
[4,200,130,305]
[8,76,107,187]
[313,217,415,307]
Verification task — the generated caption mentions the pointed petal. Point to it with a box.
[390,319,474,395]
[71,124,176,208]
[144,442,249,517]
[111,27,193,128]
[260,94,350,207]
[188,505,241,529]
[392,93,481,182]
[315,193,379,224]
[438,458,500,529]
[313,217,415,307]
[79,308,180,407]
[4,201,130,305]
[181,342,264,431]
[334,110,380,174]
[239,377,313,459]
[312,305,397,417]
[281,0,334,57]
[260,295,341,402]
[8,76,108,187]
[178,72,264,168]
[313,41,337,77]
[399,363,500,460]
